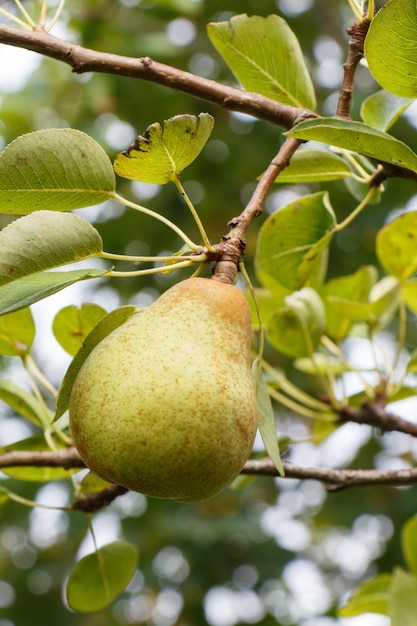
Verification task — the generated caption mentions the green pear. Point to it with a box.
[69,277,259,502]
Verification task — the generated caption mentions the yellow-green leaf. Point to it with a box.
[114,113,214,184]
[66,541,138,612]
[207,14,316,109]
[53,304,107,356]
[365,0,417,98]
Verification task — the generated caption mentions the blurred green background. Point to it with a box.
[0,1,416,625]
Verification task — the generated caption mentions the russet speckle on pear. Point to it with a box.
[69,277,259,502]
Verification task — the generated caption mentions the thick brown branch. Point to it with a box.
[0,24,314,129]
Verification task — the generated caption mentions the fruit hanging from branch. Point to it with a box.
[69,277,259,502]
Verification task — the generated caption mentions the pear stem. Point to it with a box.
[107,254,207,277]
[110,192,199,250]
[173,176,215,252]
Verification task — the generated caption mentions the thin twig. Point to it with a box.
[243,459,417,491]
[336,17,371,119]
[212,137,303,283]
[340,402,417,437]
[71,485,128,513]
[2,447,417,495]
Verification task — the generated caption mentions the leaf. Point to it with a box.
[207,14,316,109]
[243,287,288,331]
[338,573,391,617]
[326,276,400,333]
[273,149,352,183]
[0,268,107,316]
[53,303,107,356]
[402,280,417,314]
[0,307,35,356]
[0,211,103,286]
[389,567,417,626]
[361,90,412,132]
[255,191,336,291]
[79,472,113,495]
[365,0,417,98]
[114,113,214,184]
[320,266,378,342]
[0,128,115,214]
[252,359,284,476]
[0,379,49,426]
[0,435,70,481]
[376,211,417,280]
[55,305,137,420]
[286,118,417,175]
[267,288,326,358]
[402,516,417,577]
[66,541,138,612]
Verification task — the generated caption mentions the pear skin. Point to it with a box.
[69,277,258,502]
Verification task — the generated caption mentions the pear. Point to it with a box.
[69,277,259,502]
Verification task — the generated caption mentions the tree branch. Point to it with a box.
[243,459,417,492]
[336,17,371,119]
[0,23,315,129]
[2,447,417,494]
[340,401,417,438]
[212,136,303,283]
[0,447,85,469]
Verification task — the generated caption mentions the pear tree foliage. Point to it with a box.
[1,0,417,620]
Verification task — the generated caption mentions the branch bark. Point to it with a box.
[212,137,303,283]
[0,24,314,130]
[336,18,371,119]
[2,447,417,494]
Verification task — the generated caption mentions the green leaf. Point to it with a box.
[389,567,417,626]
[376,211,417,280]
[255,191,336,291]
[0,307,35,356]
[320,266,378,342]
[207,14,316,109]
[0,435,70,481]
[267,288,326,358]
[361,90,412,131]
[114,113,214,184]
[326,276,400,332]
[403,280,417,314]
[273,149,352,183]
[55,305,137,420]
[286,118,417,175]
[0,128,115,214]
[0,211,103,287]
[79,472,113,495]
[0,269,107,316]
[365,0,417,98]
[53,304,107,356]
[0,379,49,426]
[252,359,284,476]
[243,287,288,331]
[66,541,138,612]
[338,573,391,617]
[402,516,417,577]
